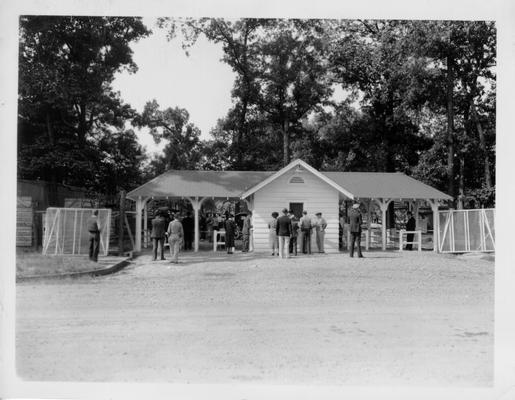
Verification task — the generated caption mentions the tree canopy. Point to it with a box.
[18,16,151,195]
[18,17,496,208]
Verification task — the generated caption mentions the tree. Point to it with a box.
[160,18,333,167]
[18,16,151,194]
[133,100,203,173]
[408,20,496,206]
[254,20,334,166]
[327,20,433,173]
[158,17,266,169]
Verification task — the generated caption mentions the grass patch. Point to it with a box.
[16,249,103,277]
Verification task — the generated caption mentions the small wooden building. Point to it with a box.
[127,159,452,253]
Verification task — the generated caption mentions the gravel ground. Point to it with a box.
[16,250,494,386]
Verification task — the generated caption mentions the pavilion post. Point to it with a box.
[135,196,144,252]
[366,200,372,250]
[375,198,391,251]
[429,199,440,253]
[187,196,203,253]
[143,200,148,249]
[193,197,200,252]
[243,196,255,252]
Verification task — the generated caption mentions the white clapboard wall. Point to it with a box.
[251,170,340,253]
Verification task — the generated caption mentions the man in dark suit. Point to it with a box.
[182,211,194,250]
[288,210,299,256]
[276,208,292,258]
[87,210,101,262]
[405,211,416,250]
[151,210,166,261]
[349,202,364,258]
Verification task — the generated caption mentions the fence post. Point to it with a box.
[119,190,126,256]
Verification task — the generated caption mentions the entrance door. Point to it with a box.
[289,202,304,219]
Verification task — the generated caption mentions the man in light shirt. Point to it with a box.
[167,213,184,264]
[314,212,327,253]
[299,210,312,254]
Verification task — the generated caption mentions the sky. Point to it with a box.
[112,17,236,155]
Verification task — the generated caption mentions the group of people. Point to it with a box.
[150,210,185,263]
[150,209,255,260]
[149,201,420,261]
[267,202,367,258]
[217,212,253,254]
[268,209,327,258]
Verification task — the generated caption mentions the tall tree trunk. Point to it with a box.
[235,98,248,169]
[446,54,456,204]
[457,155,465,209]
[470,103,492,189]
[282,119,290,166]
[46,112,55,146]
[46,111,58,205]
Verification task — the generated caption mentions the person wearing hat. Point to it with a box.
[276,208,292,258]
[288,210,299,256]
[224,214,236,254]
[349,202,364,258]
[87,210,101,262]
[405,211,416,250]
[299,210,312,254]
[268,211,279,256]
[167,213,184,263]
[150,210,167,261]
[314,212,327,253]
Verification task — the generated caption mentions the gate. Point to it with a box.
[42,208,112,256]
[438,209,495,253]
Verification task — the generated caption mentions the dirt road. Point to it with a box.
[16,250,494,386]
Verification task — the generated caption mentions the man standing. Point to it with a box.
[242,212,253,252]
[314,212,327,253]
[87,210,101,262]
[299,210,312,254]
[288,210,299,256]
[276,208,292,258]
[349,202,364,258]
[151,210,166,261]
[182,211,194,251]
[167,214,184,263]
[405,211,416,250]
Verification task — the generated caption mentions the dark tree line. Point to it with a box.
[18,16,150,196]
[18,17,495,208]
[156,18,495,207]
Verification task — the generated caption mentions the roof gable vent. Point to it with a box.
[289,176,305,184]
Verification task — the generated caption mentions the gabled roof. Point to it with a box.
[323,172,452,201]
[127,170,274,200]
[127,160,452,202]
[240,159,355,200]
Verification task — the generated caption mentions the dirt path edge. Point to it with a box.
[16,255,133,282]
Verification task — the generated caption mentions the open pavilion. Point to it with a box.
[127,159,452,253]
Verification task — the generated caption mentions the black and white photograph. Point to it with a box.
[1,1,514,399]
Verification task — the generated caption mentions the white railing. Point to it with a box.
[399,230,422,252]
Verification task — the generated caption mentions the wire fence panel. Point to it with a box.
[438,208,495,253]
[42,208,111,256]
